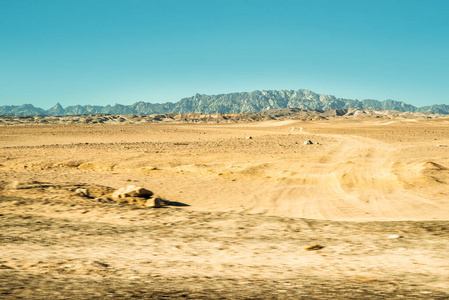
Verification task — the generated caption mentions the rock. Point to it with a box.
[246,136,252,140]
[153,198,163,208]
[436,144,447,147]
[112,185,153,199]
[145,198,163,208]
[75,188,89,197]
[388,234,402,239]
[93,261,109,268]
[125,197,147,206]
[80,185,115,198]
[303,140,313,145]
[305,244,324,251]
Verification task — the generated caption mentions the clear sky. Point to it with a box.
[1,0,448,109]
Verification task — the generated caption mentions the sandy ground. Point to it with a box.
[1,116,449,298]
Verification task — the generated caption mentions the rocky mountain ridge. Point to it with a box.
[1,89,448,116]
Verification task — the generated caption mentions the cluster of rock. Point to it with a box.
[76,184,165,208]
[2,180,165,208]
[110,185,163,208]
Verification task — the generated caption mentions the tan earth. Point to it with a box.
[1,113,449,298]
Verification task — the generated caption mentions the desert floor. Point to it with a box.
[1,117,449,298]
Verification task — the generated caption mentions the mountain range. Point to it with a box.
[1,89,448,116]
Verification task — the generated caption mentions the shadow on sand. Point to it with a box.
[161,199,190,207]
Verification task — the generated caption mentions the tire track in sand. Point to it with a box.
[246,130,449,220]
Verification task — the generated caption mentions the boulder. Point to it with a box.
[112,185,153,199]
[303,140,313,145]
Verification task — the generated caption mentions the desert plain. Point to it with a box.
[1,111,449,299]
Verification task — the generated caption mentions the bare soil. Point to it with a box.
[1,113,449,298]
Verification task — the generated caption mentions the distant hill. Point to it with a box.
[1,89,448,116]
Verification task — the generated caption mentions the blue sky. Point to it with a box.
[1,0,448,109]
